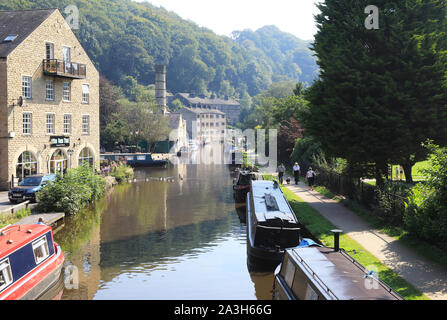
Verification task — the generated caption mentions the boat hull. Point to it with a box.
[1,244,65,300]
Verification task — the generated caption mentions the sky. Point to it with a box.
[138,0,323,40]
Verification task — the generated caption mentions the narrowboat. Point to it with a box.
[273,235,404,300]
[0,224,65,300]
[100,153,168,167]
[246,180,301,268]
[233,170,263,204]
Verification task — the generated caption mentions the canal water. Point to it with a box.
[54,154,275,300]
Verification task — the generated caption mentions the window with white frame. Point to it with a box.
[46,114,55,134]
[22,112,32,134]
[63,82,71,101]
[63,114,71,134]
[82,84,89,104]
[32,236,49,264]
[82,115,90,135]
[0,259,13,291]
[46,80,54,101]
[22,76,31,99]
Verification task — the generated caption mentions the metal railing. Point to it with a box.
[43,59,86,78]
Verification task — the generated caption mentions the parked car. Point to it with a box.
[8,174,57,204]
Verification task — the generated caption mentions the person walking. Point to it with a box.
[306,167,316,191]
[277,163,286,184]
[293,162,301,185]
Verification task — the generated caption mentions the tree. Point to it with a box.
[99,77,124,130]
[278,118,305,163]
[302,0,447,185]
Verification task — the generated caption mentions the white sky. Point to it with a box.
[138,0,323,40]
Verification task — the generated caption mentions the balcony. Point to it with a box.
[43,59,86,79]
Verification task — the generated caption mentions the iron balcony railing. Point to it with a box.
[43,59,86,79]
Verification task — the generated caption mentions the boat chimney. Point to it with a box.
[331,229,343,252]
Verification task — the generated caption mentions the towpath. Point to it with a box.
[282,174,447,300]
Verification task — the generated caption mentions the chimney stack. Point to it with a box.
[155,65,167,113]
[331,229,343,252]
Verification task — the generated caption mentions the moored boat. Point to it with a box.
[273,235,404,300]
[246,180,301,268]
[0,224,65,300]
[101,153,168,167]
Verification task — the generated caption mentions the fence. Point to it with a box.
[312,166,411,225]
[313,167,377,208]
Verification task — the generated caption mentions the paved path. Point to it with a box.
[282,174,447,300]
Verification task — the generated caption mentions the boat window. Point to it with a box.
[0,259,13,291]
[284,258,296,288]
[304,284,319,300]
[32,236,50,264]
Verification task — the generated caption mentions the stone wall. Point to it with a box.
[0,10,100,190]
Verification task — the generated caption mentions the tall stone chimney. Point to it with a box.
[155,64,167,114]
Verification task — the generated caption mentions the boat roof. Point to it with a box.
[250,180,298,224]
[0,224,52,259]
[289,246,404,300]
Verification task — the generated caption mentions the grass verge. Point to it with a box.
[0,207,32,228]
[315,184,447,272]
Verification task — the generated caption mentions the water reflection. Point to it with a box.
[54,160,274,300]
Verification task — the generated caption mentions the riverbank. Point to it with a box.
[263,173,429,300]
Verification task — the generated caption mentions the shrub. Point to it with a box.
[110,164,134,183]
[375,181,412,226]
[37,164,106,215]
[403,143,447,247]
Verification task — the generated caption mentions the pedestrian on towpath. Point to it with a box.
[293,162,301,185]
[306,167,316,191]
[277,164,286,184]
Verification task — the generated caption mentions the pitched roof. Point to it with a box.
[177,93,240,106]
[181,106,225,115]
[166,113,182,129]
[0,8,57,58]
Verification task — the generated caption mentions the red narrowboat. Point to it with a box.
[0,224,64,300]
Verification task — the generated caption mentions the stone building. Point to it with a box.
[172,93,240,125]
[178,105,227,144]
[0,9,99,190]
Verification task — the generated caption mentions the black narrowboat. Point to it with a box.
[246,180,301,267]
[273,237,404,300]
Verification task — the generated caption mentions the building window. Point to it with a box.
[46,43,54,60]
[222,122,225,126]
[82,115,90,135]
[216,122,219,127]
[32,236,50,264]
[63,114,71,134]
[79,147,94,167]
[16,151,37,181]
[46,80,54,101]
[0,259,13,291]
[49,149,67,174]
[22,76,31,99]
[82,84,89,104]
[46,114,55,134]
[22,113,32,135]
[63,82,71,101]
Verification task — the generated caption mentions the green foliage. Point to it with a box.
[302,0,447,182]
[110,164,134,183]
[375,181,413,226]
[0,0,318,98]
[290,137,324,170]
[0,207,32,228]
[37,165,106,215]
[404,143,447,246]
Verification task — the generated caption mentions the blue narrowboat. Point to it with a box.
[100,153,168,167]
[0,224,64,300]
